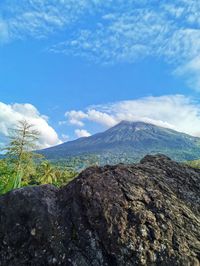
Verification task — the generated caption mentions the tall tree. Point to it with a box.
[4,120,40,186]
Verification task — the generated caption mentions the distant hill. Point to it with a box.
[40,121,200,164]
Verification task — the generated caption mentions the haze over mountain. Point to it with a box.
[40,121,200,164]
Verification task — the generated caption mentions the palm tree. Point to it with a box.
[39,161,55,184]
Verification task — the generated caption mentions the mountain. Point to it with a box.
[40,121,200,163]
[0,155,199,265]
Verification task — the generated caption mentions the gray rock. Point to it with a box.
[0,154,200,265]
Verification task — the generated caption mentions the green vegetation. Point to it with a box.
[185,159,200,169]
[50,154,100,171]
[3,120,199,196]
[0,120,78,195]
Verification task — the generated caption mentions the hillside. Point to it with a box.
[0,154,199,265]
[40,121,200,164]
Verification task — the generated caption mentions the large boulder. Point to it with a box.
[0,154,199,266]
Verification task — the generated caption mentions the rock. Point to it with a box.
[0,154,200,266]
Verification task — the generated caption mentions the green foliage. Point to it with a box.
[0,120,42,194]
[51,154,100,171]
[52,168,77,187]
[0,120,81,195]
[4,120,41,175]
[35,160,77,187]
[0,158,78,195]
[0,159,22,195]
[37,161,55,184]
[185,159,200,169]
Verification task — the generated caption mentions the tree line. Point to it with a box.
[0,120,77,195]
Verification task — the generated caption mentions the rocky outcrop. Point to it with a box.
[0,154,200,266]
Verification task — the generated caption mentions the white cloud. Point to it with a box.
[65,95,200,137]
[87,110,116,127]
[66,109,116,127]
[65,110,88,127]
[0,102,61,148]
[75,129,91,138]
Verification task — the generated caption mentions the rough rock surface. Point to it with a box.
[0,154,200,266]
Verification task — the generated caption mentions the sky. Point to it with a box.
[1,0,200,148]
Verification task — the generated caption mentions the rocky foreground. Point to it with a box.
[0,155,200,266]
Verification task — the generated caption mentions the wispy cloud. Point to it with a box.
[2,0,98,41]
[64,95,200,137]
[0,19,9,43]
[58,8,199,66]
[49,1,200,89]
[50,8,170,64]
[2,1,200,89]
[175,56,200,91]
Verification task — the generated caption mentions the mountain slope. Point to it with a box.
[40,121,200,163]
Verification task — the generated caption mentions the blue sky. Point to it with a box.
[1,0,200,147]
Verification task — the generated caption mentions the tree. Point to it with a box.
[3,120,41,188]
[0,120,78,195]
[38,161,55,184]
[0,159,15,194]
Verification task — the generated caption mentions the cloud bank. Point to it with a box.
[65,95,200,137]
[0,102,61,148]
